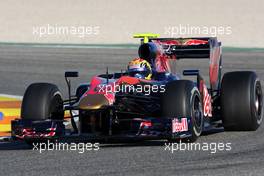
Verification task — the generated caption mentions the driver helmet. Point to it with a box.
[127,58,152,80]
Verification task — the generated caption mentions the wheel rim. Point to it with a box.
[192,95,203,135]
[255,81,263,123]
[49,93,64,120]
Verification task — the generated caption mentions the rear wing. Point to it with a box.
[134,34,222,90]
[149,37,221,59]
[149,37,222,90]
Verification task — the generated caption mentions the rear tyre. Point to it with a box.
[161,80,203,142]
[21,83,64,120]
[221,71,263,131]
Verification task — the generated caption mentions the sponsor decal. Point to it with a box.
[172,118,188,133]
[184,39,208,45]
[16,125,57,139]
[203,84,212,117]
[139,121,152,128]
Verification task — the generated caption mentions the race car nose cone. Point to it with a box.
[78,94,110,110]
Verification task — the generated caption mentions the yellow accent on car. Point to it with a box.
[133,33,160,43]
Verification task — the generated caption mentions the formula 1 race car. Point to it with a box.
[11,34,263,144]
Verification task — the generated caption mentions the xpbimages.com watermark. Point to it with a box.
[32,140,100,154]
[164,141,232,154]
[97,83,166,95]
[32,24,100,38]
[164,24,232,37]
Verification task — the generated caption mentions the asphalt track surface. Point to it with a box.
[0,45,264,176]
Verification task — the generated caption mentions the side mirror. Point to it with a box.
[65,71,79,78]
[64,71,79,134]
[64,71,79,104]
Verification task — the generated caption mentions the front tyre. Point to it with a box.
[21,83,64,120]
